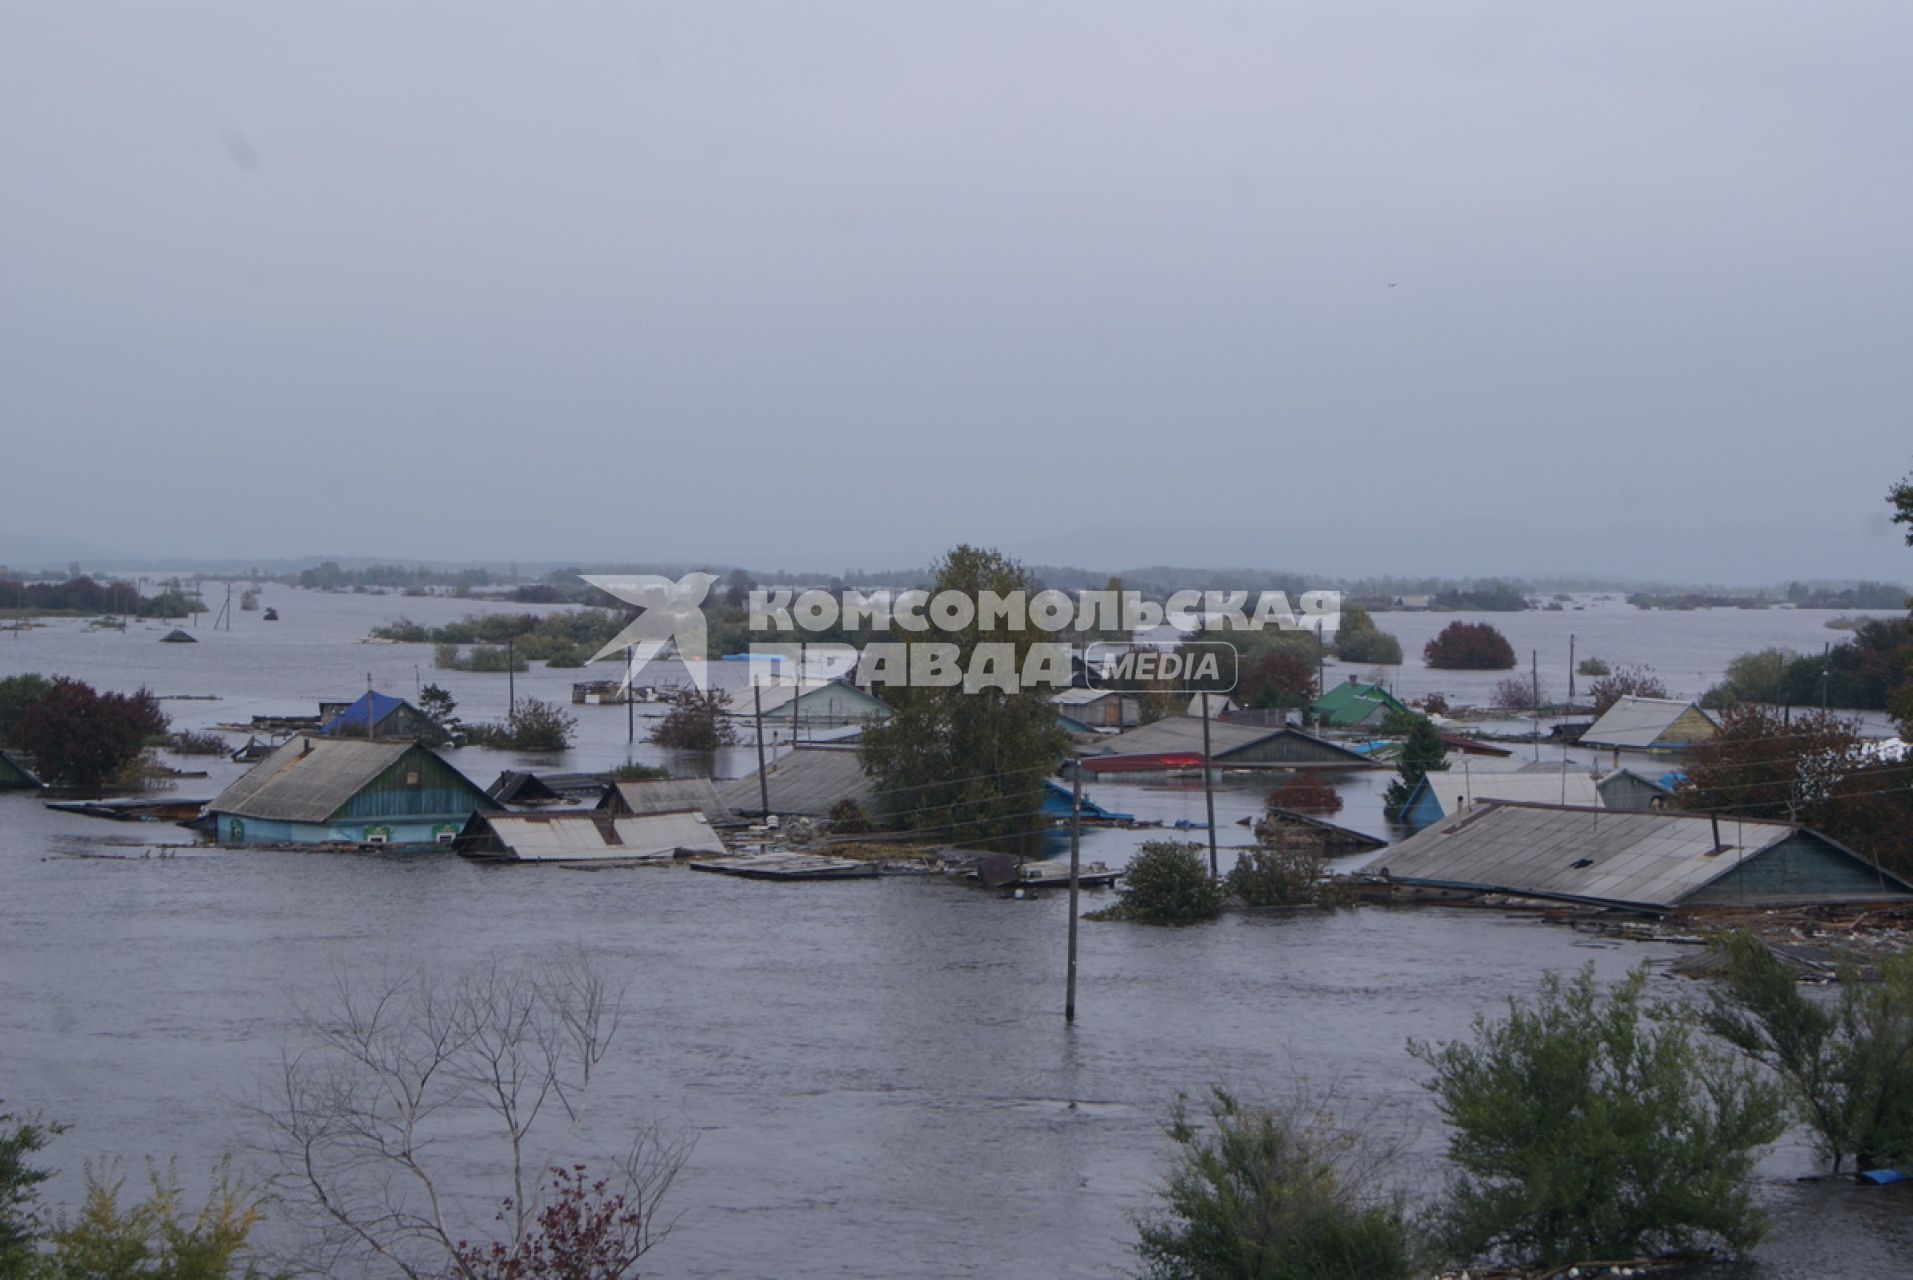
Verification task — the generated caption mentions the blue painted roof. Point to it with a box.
[319,691,409,735]
[1041,778,1134,822]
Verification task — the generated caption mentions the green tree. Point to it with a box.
[1381,717,1447,823]
[858,546,1065,853]
[646,688,739,751]
[1092,841,1224,924]
[1133,1089,1416,1280]
[1890,466,1913,544]
[1700,933,1913,1174]
[1411,965,1783,1270]
[1333,606,1403,666]
[2,1107,60,1275]
[16,679,165,786]
[415,684,465,746]
[45,1159,272,1280]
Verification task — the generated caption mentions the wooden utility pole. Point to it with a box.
[753,682,770,817]
[507,638,516,718]
[1531,650,1540,761]
[1066,761,1082,1023]
[1568,633,1576,708]
[627,645,635,744]
[1200,692,1219,878]
[365,672,374,739]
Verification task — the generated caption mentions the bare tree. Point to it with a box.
[257,954,687,1279]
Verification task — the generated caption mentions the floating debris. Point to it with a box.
[687,852,880,881]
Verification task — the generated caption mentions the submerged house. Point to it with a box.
[718,745,882,819]
[459,808,723,863]
[728,679,893,730]
[316,691,439,742]
[1049,687,1141,730]
[1578,696,1718,753]
[1598,768,1682,812]
[1310,678,1412,729]
[203,736,499,847]
[1079,716,1373,774]
[1376,802,1913,913]
[0,747,42,789]
[1038,778,1133,823]
[601,776,731,824]
[1397,769,1604,831]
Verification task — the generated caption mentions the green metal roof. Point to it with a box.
[1310,680,1410,727]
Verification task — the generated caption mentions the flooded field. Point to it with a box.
[2,586,1909,1276]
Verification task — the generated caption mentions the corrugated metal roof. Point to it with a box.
[718,747,877,817]
[1580,697,1717,750]
[485,810,722,862]
[1310,681,1410,727]
[1051,687,1120,707]
[1376,802,1898,910]
[613,777,729,822]
[208,737,418,822]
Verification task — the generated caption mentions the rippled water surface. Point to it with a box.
[2,588,1908,1276]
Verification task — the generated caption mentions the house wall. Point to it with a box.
[1222,735,1367,768]
[1658,706,1718,746]
[210,814,466,847]
[334,749,493,822]
[1684,833,1898,905]
[792,686,893,725]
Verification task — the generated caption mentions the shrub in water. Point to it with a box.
[1095,841,1223,924]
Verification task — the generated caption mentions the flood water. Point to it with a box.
[2,587,1909,1276]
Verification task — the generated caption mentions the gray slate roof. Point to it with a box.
[1580,696,1716,750]
[1086,715,1365,762]
[612,777,730,822]
[207,736,417,822]
[1421,771,1603,818]
[1376,801,1902,910]
[718,747,876,818]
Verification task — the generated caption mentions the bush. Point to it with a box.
[647,689,739,751]
[1335,608,1404,666]
[1094,842,1223,924]
[465,699,576,751]
[1133,1089,1417,1280]
[1225,847,1325,908]
[1266,773,1341,816]
[1700,932,1913,1174]
[827,798,874,834]
[167,730,228,756]
[1576,656,1611,677]
[1489,675,1546,712]
[1422,622,1516,670]
[1411,965,1784,1270]
[610,762,672,782]
[1587,664,1669,714]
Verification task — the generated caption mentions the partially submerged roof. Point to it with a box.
[1410,770,1603,818]
[1377,802,1913,912]
[0,747,42,789]
[1579,697,1718,751]
[318,691,415,736]
[488,770,564,806]
[608,776,730,823]
[475,810,723,862]
[718,746,878,818]
[1083,716,1371,767]
[1310,680,1410,727]
[207,737,487,823]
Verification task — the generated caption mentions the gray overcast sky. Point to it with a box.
[4,1,1911,581]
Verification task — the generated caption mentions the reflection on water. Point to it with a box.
[2,586,1909,1276]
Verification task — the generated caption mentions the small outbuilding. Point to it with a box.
[600,776,732,824]
[1376,801,1913,913]
[728,679,893,730]
[459,809,722,863]
[1578,696,1718,753]
[317,691,440,742]
[1049,687,1142,730]
[1597,768,1681,812]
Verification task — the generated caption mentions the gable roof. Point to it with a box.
[1408,770,1603,819]
[1579,697,1718,750]
[609,777,730,822]
[208,737,473,823]
[1084,715,1371,765]
[1377,801,1913,911]
[1598,767,1679,796]
[728,679,891,720]
[318,691,415,736]
[1311,681,1410,727]
[488,770,564,806]
[474,810,723,862]
[718,746,878,818]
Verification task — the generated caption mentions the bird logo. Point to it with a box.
[582,572,718,690]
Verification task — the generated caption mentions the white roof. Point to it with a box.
[486,810,722,862]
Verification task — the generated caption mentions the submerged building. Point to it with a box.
[1377,801,1913,913]
[203,736,498,847]
[1578,696,1719,753]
